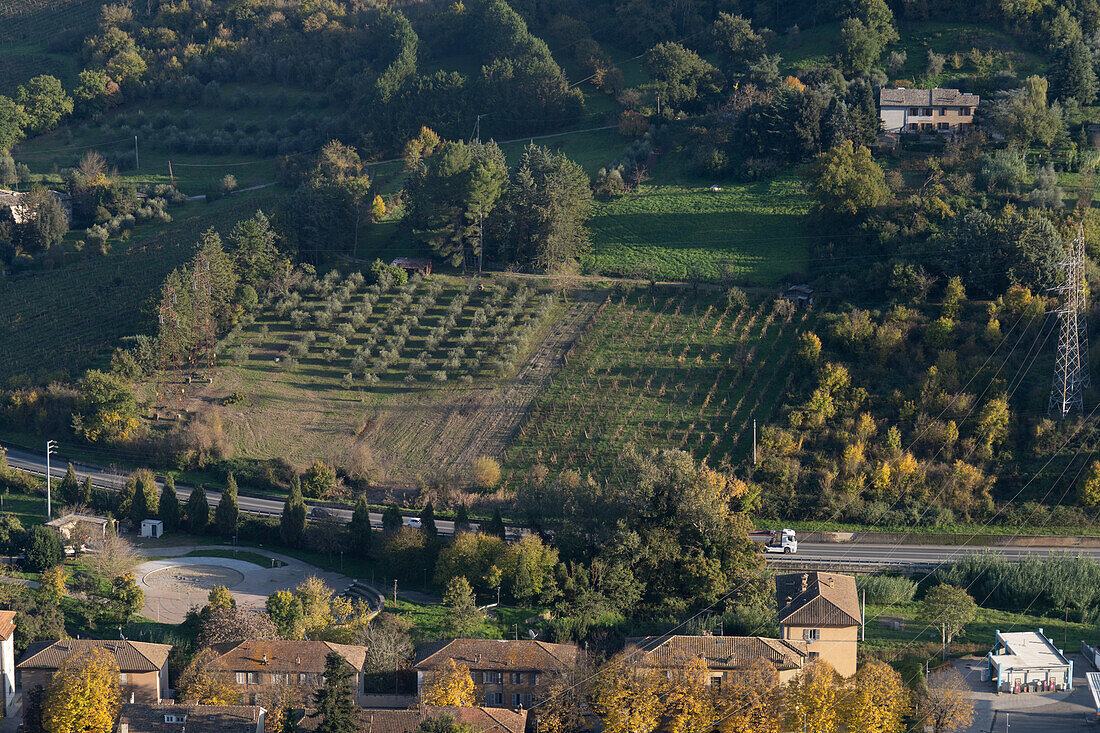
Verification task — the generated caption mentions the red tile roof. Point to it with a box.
[116,703,263,733]
[297,706,527,733]
[627,635,808,672]
[212,640,367,674]
[776,572,862,627]
[414,639,579,672]
[18,640,171,672]
[0,611,16,641]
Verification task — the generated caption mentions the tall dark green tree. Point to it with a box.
[420,501,437,537]
[454,504,470,535]
[711,13,764,76]
[382,504,403,534]
[1051,39,1098,105]
[227,210,285,286]
[214,472,239,537]
[280,474,307,547]
[492,144,592,272]
[643,42,723,109]
[349,495,373,558]
[187,485,210,534]
[310,653,358,733]
[159,475,181,532]
[78,477,92,505]
[58,465,80,505]
[485,509,506,540]
[122,470,158,525]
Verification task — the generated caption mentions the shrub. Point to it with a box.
[472,456,501,490]
[301,460,336,499]
[25,526,64,572]
[431,370,447,383]
[855,574,917,604]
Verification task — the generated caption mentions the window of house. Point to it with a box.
[922,107,933,116]
[485,692,504,706]
[164,715,187,724]
[512,693,522,707]
[922,123,932,130]
[909,107,919,115]
[909,123,919,131]
[484,672,503,684]
[938,122,949,130]
[119,673,128,684]
[247,672,259,685]
[530,673,539,685]
[710,675,723,691]
[803,629,820,641]
[236,673,247,685]
[511,673,523,685]
[962,107,971,115]
[299,673,308,684]
[808,652,820,660]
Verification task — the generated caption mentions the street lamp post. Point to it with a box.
[45,440,57,518]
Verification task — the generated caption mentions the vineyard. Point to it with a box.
[205,274,598,485]
[505,287,820,479]
[0,189,279,385]
[0,0,101,45]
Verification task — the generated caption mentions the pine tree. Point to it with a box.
[159,475,181,531]
[125,470,159,525]
[187,485,210,534]
[420,500,437,537]
[214,472,239,537]
[349,495,372,558]
[78,476,92,505]
[59,464,79,505]
[485,508,506,540]
[310,653,358,733]
[280,474,307,547]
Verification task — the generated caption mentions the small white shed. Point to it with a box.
[140,519,164,539]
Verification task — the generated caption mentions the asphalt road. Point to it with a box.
[0,442,471,535]
[786,542,1100,565]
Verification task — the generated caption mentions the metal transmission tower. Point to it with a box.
[1048,225,1090,417]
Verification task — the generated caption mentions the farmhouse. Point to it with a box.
[988,630,1072,693]
[211,639,369,707]
[878,87,979,134]
[628,634,809,685]
[775,571,862,677]
[45,512,115,544]
[414,639,579,708]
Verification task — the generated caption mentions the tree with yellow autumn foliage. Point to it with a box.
[176,647,241,705]
[39,565,66,605]
[715,657,781,733]
[918,668,974,733]
[422,658,478,706]
[593,651,666,733]
[841,660,910,733]
[782,659,841,733]
[662,657,715,733]
[41,648,122,733]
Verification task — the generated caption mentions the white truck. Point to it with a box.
[759,528,798,554]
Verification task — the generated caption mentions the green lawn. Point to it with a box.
[0,490,47,528]
[386,597,546,645]
[180,548,286,568]
[584,173,810,284]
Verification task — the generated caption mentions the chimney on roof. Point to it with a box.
[262,654,268,665]
[800,574,808,593]
[296,656,301,665]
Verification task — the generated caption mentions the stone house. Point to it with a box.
[211,639,369,707]
[878,87,979,133]
[115,703,267,733]
[775,571,862,677]
[627,634,809,686]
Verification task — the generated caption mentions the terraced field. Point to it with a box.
[506,287,819,478]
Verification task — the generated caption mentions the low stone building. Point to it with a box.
[414,639,579,709]
[211,639,369,707]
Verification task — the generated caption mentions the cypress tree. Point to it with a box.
[349,495,372,558]
[159,475,181,531]
[454,504,470,534]
[381,503,402,534]
[59,464,79,505]
[485,508,506,540]
[280,474,306,547]
[420,500,437,537]
[78,476,92,505]
[187,485,210,534]
[128,470,158,525]
[214,472,240,537]
[310,653,357,733]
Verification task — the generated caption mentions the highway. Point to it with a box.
[0,442,471,535]
[5,442,1097,569]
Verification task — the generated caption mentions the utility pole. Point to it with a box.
[393,579,398,605]
[474,114,482,143]
[1049,224,1089,417]
[134,136,139,170]
[168,160,174,186]
[45,440,57,518]
[752,419,757,465]
[656,93,660,116]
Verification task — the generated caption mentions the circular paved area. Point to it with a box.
[143,564,245,593]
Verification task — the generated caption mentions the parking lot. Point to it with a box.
[960,654,1098,732]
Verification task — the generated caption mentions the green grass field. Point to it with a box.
[179,548,286,568]
[584,172,810,283]
[506,287,817,478]
[0,187,280,385]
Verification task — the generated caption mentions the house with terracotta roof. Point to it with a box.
[878,87,979,133]
[414,639,580,709]
[0,611,15,716]
[296,705,527,733]
[115,702,267,733]
[627,635,809,685]
[18,639,172,724]
[775,572,862,677]
[211,639,369,707]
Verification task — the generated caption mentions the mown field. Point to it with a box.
[505,287,818,479]
[0,188,280,385]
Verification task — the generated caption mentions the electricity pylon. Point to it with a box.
[1048,224,1089,417]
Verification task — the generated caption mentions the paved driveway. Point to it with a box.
[960,654,1098,733]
